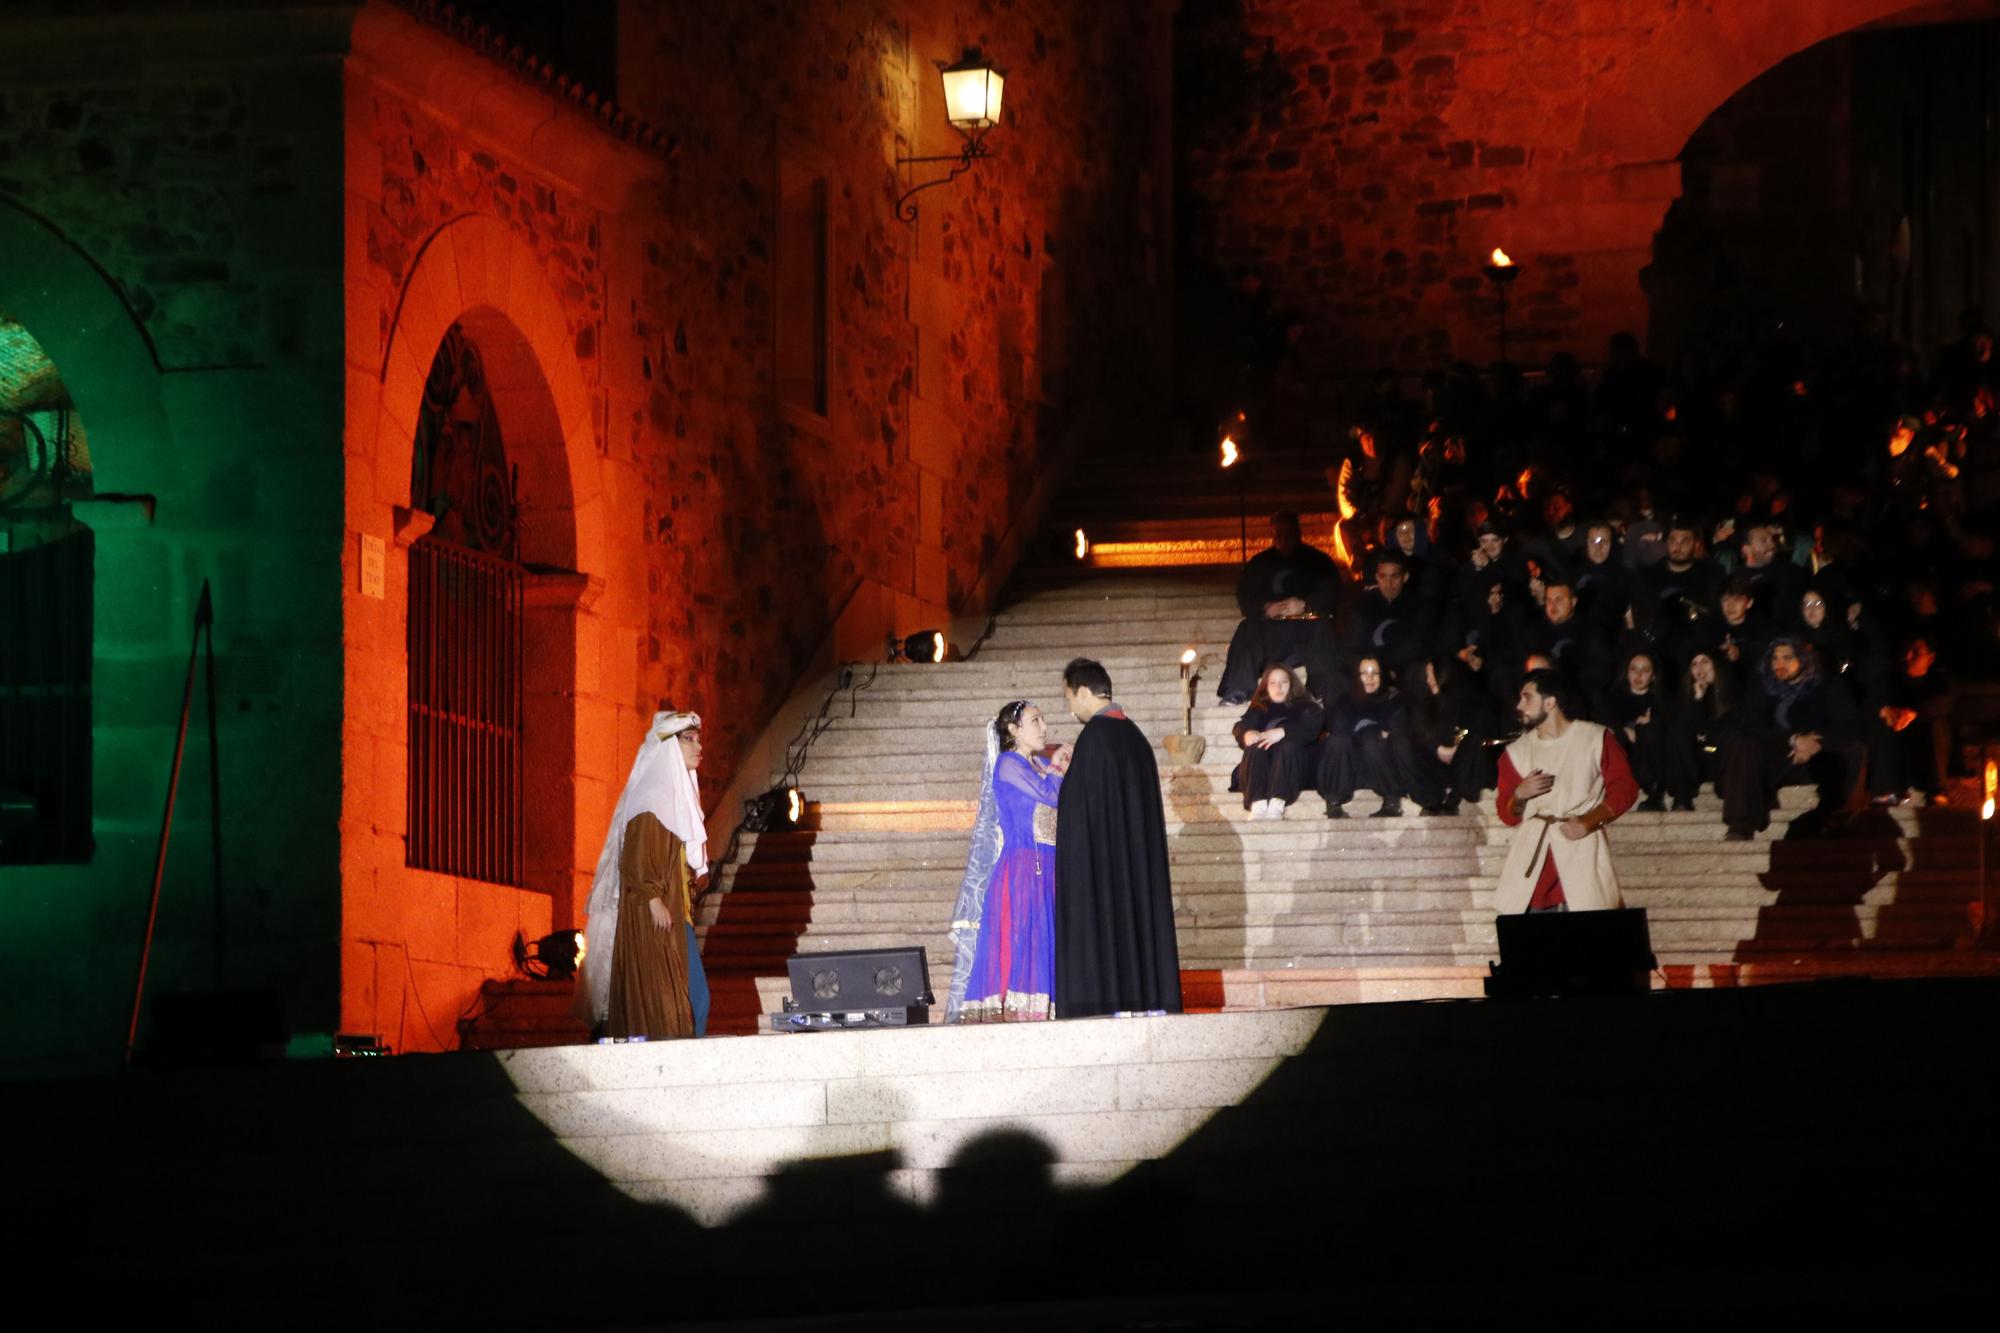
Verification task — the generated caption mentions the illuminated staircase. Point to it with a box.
[696,560,1995,1036]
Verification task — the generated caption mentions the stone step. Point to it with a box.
[697,906,1981,967]
[704,876,1982,923]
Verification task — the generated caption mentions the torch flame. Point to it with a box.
[1489,247,1514,267]
[787,787,805,823]
[1220,436,1239,468]
[573,929,587,963]
[1075,528,1089,560]
[1181,648,1198,666]
[1985,760,1996,820]
[932,631,946,664]
[1333,458,1358,568]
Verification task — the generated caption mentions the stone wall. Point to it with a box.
[336,0,1173,1049]
[1176,0,1952,385]
[0,9,349,1077]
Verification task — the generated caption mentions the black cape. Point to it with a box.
[1055,706,1182,1018]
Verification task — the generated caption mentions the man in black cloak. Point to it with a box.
[1054,657,1183,1018]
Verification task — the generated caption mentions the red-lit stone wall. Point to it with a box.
[339,0,1171,1047]
[1179,0,1948,373]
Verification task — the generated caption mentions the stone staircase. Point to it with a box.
[462,445,1997,1048]
[691,567,1995,1035]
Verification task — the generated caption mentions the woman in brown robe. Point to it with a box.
[604,810,697,1039]
[577,712,710,1040]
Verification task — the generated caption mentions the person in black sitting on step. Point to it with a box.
[1232,664,1326,821]
[1865,636,1954,805]
[1217,511,1344,706]
[1343,549,1435,685]
[1602,649,1679,811]
[1318,656,1406,818]
[1720,637,1864,840]
[1522,576,1614,713]
[1396,654,1502,815]
[1666,648,1736,805]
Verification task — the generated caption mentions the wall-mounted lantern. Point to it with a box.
[895,48,1006,222]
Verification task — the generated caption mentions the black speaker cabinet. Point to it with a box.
[784,946,933,1019]
[1486,907,1656,998]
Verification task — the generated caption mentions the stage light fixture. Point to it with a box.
[899,630,947,663]
[744,783,807,833]
[513,929,586,982]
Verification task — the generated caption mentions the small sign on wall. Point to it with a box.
[359,532,386,600]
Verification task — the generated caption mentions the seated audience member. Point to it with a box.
[1601,650,1678,811]
[1342,549,1436,682]
[1737,520,1806,618]
[1232,664,1326,821]
[1386,512,1449,608]
[1692,574,1771,686]
[1639,519,1723,662]
[1455,519,1532,623]
[1398,655,1502,814]
[1318,656,1406,819]
[1573,521,1637,635]
[1794,584,1881,699]
[1667,649,1735,806]
[1720,638,1864,840]
[1521,487,1587,574]
[1866,637,1954,805]
[1218,511,1342,706]
[1441,564,1528,711]
[1522,577,1613,711]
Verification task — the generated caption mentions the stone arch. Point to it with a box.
[1580,2,2000,169]
[370,213,604,577]
[358,212,605,922]
[0,201,176,484]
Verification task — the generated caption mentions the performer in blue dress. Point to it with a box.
[946,700,1069,1022]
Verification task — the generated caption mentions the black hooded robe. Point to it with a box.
[1055,706,1182,1018]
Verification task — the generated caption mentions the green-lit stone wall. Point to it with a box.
[0,30,347,1078]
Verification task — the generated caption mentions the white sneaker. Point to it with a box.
[1266,798,1287,821]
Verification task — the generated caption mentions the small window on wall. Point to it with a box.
[777,152,831,421]
[0,308,95,864]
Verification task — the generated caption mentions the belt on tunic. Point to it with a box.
[1523,814,1561,878]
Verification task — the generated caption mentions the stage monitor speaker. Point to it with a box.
[1485,908,1655,999]
[148,988,289,1064]
[783,946,933,1028]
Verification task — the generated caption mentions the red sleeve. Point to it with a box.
[1598,729,1639,817]
[1495,749,1523,825]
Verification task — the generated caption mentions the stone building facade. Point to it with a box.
[1,0,1171,1073]
[1176,0,1982,375]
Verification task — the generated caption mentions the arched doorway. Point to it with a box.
[0,308,95,864]
[405,320,527,887]
[344,214,611,1049]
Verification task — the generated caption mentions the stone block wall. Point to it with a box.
[0,9,349,1078]
[336,0,1173,1050]
[1176,0,1934,378]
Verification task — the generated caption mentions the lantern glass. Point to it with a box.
[941,61,1003,131]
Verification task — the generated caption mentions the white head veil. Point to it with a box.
[574,710,707,1027]
[945,713,1009,1022]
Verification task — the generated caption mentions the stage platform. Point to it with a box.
[23,980,2000,1325]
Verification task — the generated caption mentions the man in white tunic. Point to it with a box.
[1494,670,1639,913]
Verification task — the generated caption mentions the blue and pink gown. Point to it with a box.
[959,750,1061,1021]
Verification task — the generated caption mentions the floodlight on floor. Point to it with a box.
[744,783,806,833]
[513,929,586,982]
[897,630,948,663]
